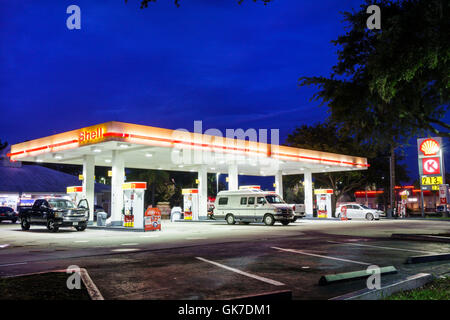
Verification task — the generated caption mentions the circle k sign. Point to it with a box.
[422,157,441,175]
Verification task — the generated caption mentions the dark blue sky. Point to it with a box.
[1,0,448,183]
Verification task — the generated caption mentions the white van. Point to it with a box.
[213,190,295,226]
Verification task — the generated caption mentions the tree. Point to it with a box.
[0,140,7,151]
[126,169,172,207]
[127,169,198,207]
[125,0,273,9]
[298,0,448,212]
[285,122,409,214]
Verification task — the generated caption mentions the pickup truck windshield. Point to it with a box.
[48,199,76,209]
[265,195,284,204]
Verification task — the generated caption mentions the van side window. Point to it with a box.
[218,197,228,205]
[240,197,247,205]
[248,197,255,205]
[257,197,265,204]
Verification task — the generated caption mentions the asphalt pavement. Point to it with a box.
[0,219,449,299]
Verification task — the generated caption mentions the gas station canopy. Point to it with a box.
[8,121,368,222]
[8,121,368,174]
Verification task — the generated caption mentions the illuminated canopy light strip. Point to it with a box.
[107,131,268,157]
[7,139,79,158]
[272,152,370,168]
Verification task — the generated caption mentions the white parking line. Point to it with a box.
[186,237,208,240]
[74,240,90,243]
[326,240,440,255]
[111,248,140,252]
[271,247,371,266]
[0,262,27,267]
[121,243,139,246]
[196,257,285,286]
[0,244,10,249]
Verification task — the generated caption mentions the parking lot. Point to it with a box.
[0,219,449,299]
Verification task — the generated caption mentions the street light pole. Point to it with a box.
[389,149,395,219]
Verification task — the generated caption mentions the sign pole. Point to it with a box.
[420,189,425,218]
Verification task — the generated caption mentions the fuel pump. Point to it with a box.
[66,186,83,204]
[182,189,199,220]
[122,182,147,229]
[314,189,333,218]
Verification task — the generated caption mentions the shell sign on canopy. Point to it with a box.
[78,125,106,145]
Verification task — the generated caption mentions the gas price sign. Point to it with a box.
[421,176,443,186]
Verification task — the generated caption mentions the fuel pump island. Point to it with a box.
[122,182,161,231]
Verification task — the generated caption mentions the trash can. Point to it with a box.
[97,211,107,226]
[170,207,182,222]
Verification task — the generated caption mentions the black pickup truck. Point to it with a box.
[19,198,90,232]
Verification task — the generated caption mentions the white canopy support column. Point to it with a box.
[197,165,208,220]
[275,171,283,198]
[228,164,238,191]
[82,155,95,224]
[111,150,125,226]
[304,170,313,216]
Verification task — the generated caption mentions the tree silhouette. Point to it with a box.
[0,140,8,151]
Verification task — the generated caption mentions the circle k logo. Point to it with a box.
[422,157,440,175]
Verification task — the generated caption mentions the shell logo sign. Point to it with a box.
[78,126,106,145]
[419,138,440,156]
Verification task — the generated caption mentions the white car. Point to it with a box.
[336,203,381,221]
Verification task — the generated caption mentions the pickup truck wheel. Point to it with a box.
[21,218,30,231]
[226,214,236,225]
[75,225,87,231]
[47,219,59,232]
[263,214,275,226]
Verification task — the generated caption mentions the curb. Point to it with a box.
[319,266,397,286]
[391,234,450,243]
[329,273,434,300]
[405,253,450,264]
[79,268,104,300]
[226,290,292,301]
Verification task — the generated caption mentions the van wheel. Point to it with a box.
[226,214,236,225]
[365,213,374,221]
[47,219,59,233]
[21,218,30,231]
[264,214,275,226]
